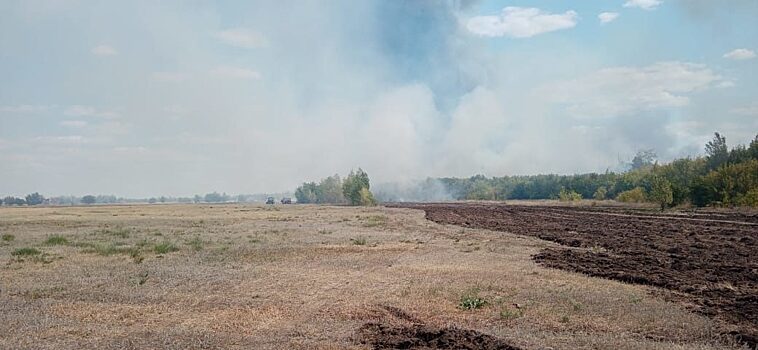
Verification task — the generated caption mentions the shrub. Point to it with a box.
[649,176,674,210]
[700,159,758,207]
[593,187,607,200]
[616,187,647,203]
[351,236,367,246]
[1,234,14,242]
[558,188,582,202]
[736,188,758,207]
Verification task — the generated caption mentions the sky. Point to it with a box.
[1,0,757,197]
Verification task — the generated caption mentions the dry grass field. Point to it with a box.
[0,204,748,349]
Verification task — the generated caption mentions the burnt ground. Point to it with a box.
[358,306,521,350]
[390,203,758,348]
[358,323,520,350]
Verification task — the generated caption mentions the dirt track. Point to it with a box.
[392,203,758,348]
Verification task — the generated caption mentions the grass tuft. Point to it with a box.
[45,235,69,246]
[362,215,387,228]
[187,236,204,251]
[351,236,367,246]
[500,308,523,320]
[12,247,42,256]
[154,241,179,254]
[97,227,131,239]
[2,234,15,242]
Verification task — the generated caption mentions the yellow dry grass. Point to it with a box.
[0,204,744,349]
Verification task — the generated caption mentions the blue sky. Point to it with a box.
[1,0,756,197]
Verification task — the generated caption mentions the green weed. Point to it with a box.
[459,289,487,310]
[154,241,179,254]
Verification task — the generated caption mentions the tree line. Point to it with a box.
[294,168,376,206]
[431,133,758,209]
[1,192,46,206]
[0,193,294,206]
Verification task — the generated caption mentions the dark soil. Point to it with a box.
[358,323,520,350]
[357,305,521,350]
[391,203,758,348]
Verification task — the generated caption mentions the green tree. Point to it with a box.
[705,132,728,171]
[630,149,657,170]
[358,187,377,206]
[649,176,673,210]
[318,175,345,204]
[593,186,607,200]
[342,168,374,206]
[467,179,496,200]
[702,159,758,207]
[294,182,317,204]
[655,157,706,206]
[25,192,45,206]
[204,192,224,203]
[81,195,96,205]
[749,134,758,160]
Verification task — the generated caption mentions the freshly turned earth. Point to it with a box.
[358,322,521,350]
[391,203,758,348]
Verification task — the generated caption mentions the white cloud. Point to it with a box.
[209,66,260,80]
[731,105,758,117]
[467,7,578,38]
[34,135,87,145]
[623,0,662,10]
[0,105,50,113]
[544,62,723,117]
[723,48,756,60]
[215,28,268,48]
[91,45,117,56]
[113,146,148,154]
[60,120,88,128]
[598,12,620,24]
[64,105,120,119]
[151,72,188,82]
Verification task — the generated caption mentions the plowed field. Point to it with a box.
[393,203,758,348]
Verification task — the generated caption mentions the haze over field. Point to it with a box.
[1,1,757,197]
